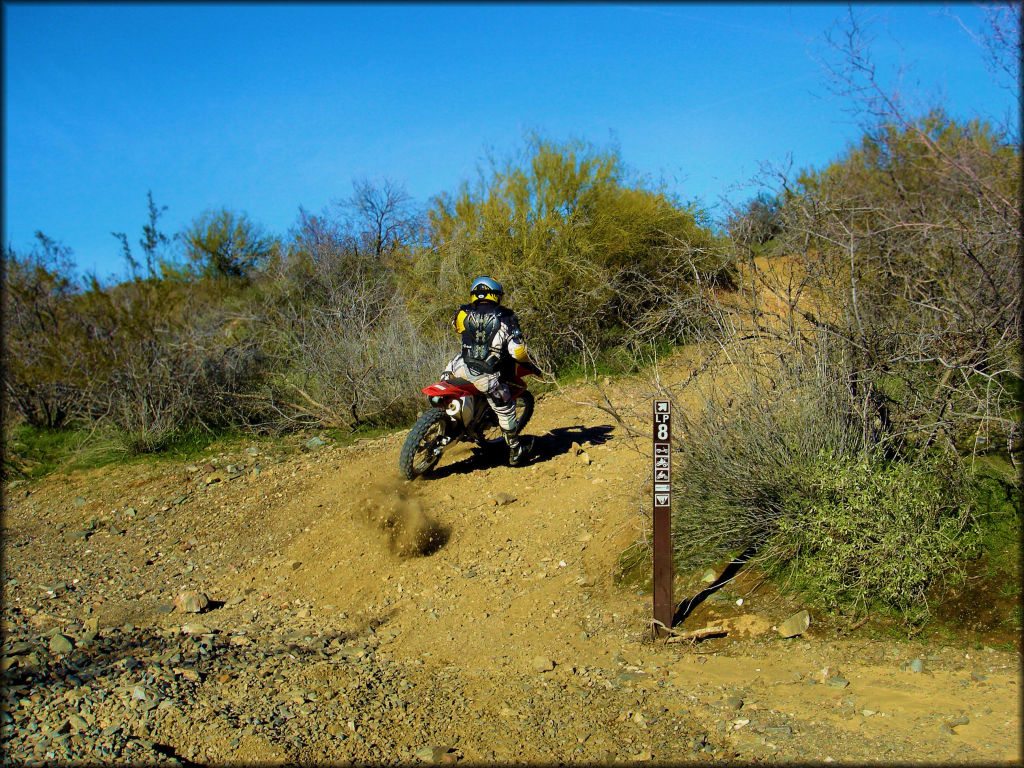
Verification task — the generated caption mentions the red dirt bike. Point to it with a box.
[399,361,539,480]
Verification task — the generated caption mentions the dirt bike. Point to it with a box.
[399,361,539,480]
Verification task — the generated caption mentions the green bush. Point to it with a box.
[400,135,733,367]
[773,454,980,621]
[670,339,863,573]
[668,335,982,621]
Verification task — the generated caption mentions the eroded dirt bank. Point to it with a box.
[2,386,1020,765]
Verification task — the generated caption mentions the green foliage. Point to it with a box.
[3,422,258,480]
[553,338,674,386]
[668,333,982,622]
[4,425,106,478]
[670,335,863,568]
[183,208,278,280]
[970,462,1021,579]
[401,135,733,366]
[727,191,782,251]
[3,233,89,428]
[773,454,980,621]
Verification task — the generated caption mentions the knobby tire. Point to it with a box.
[399,408,448,480]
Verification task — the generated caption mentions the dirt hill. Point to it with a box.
[2,381,1020,765]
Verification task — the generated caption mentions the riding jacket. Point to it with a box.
[452,300,529,376]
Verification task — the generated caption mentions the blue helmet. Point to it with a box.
[470,275,503,303]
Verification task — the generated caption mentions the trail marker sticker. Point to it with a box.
[652,400,673,635]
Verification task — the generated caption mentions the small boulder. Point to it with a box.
[48,634,74,654]
[532,656,555,673]
[174,591,209,614]
[415,745,451,763]
[777,610,810,638]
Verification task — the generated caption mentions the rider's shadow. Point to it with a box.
[530,424,614,464]
[425,424,615,479]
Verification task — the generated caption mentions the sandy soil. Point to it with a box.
[3,382,1021,765]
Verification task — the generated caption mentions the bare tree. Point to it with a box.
[344,178,421,260]
[944,3,1022,96]
[255,208,446,429]
[788,9,1022,454]
[111,191,172,280]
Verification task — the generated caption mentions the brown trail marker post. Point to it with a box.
[652,400,673,637]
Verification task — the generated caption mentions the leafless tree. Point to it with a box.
[255,208,446,429]
[343,178,422,260]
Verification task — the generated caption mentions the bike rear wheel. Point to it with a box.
[399,408,448,480]
[478,390,535,448]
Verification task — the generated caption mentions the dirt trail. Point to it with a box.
[2,383,1021,765]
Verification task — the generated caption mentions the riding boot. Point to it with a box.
[505,432,534,467]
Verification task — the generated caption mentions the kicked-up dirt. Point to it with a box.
[2,381,1021,765]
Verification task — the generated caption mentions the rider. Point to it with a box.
[443,276,535,466]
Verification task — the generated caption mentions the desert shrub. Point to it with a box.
[3,234,93,428]
[182,208,279,280]
[663,320,983,621]
[761,115,1020,454]
[669,332,863,570]
[255,208,447,430]
[105,337,271,454]
[400,135,733,368]
[66,273,272,452]
[670,362,980,620]
[772,454,979,621]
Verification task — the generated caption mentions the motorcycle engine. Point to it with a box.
[454,395,477,427]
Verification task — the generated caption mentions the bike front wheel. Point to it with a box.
[399,408,448,480]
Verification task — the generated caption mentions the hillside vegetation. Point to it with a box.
[4,18,1021,627]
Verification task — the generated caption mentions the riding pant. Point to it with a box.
[443,354,519,433]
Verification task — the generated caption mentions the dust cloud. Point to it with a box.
[358,479,449,557]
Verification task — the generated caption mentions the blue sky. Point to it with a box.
[3,3,1016,280]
